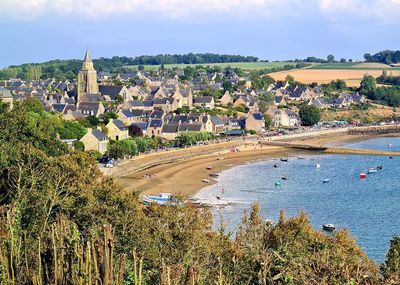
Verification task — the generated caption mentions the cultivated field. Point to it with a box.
[308,62,400,70]
[269,68,400,87]
[125,61,319,71]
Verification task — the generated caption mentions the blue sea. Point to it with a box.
[194,137,400,262]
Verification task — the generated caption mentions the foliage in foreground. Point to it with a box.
[0,99,399,284]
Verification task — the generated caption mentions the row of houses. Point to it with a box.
[79,110,266,154]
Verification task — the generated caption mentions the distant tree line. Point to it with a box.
[377,71,400,86]
[0,53,259,81]
[360,75,400,107]
[364,50,400,64]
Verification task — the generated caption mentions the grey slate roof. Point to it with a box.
[178,123,202,132]
[52,103,66,113]
[148,119,163,128]
[193,96,213,104]
[252,112,264,121]
[162,124,179,133]
[99,85,123,100]
[113,119,127,131]
[121,109,134,118]
[92,129,107,141]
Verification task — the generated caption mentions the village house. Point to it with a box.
[210,116,226,134]
[246,112,265,132]
[0,87,13,108]
[147,119,163,137]
[193,96,215,109]
[80,128,109,154]
[77,102,105,117]
[99,85,131,102]
[117,109,135,125]
[106,119,129,141]
[220,91,233,106]
[272,109,301,128]
[153,98,179,112]
[160,123,179,140]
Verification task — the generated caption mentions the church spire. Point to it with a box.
[82,49,94,70]
[84,49,92,63]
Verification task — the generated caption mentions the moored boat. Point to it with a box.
[280,158,288,162]
[315,163,321,168]
[322,224,336,232]
[206,166,213,170]
[359,172,367,179]
[368,167,378,174]
[275,181,281,186]
[143,193,176,205]
[281,176,287,180]
[202,179,210,183]
[209,173,219,178]
[323,179,330,183]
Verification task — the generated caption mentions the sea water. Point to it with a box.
[194,137,400,262]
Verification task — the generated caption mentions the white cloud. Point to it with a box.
[0,0,305,19]
[319,0,400,22]
[1,0,400,22]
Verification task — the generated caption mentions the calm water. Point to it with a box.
[194,137,400,262]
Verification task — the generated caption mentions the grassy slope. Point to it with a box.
[310,62,400,70]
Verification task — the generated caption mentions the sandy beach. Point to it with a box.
[115,131,370,198]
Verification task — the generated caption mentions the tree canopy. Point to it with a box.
[299,105,321,126]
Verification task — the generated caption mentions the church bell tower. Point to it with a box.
[77,49,99,103]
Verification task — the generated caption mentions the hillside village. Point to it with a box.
[0,50,367,154]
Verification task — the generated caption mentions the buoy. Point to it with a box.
[360,173,367,179]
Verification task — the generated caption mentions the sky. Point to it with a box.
[0,0,400,68]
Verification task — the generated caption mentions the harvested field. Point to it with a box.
[269,69,400,86]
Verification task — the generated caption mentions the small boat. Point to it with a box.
[388,156,393,159]
[275,181,281,186]
[280,158,288,162]
[323,179,330,183]
[202,179,210,183]
[368,168,378,174]
[359,173,367,179]
[273,164,278,168]
[217,157,224,160]
[142,193,176,205]
[206,166,213,170]
[315,163,321,169]
[281,176,287,180]
[388,143,392,147]
[322,224,336,232]
[377,165,383,170]
[209,173,219,178]
[216,196,221,200]
[298,157,305,160]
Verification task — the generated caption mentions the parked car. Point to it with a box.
[98,156,112,163]
[105,162,114,168]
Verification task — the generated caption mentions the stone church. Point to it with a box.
[77,49,100,103]
[75,50,105,117]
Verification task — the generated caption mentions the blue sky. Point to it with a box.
[1,0,399,68]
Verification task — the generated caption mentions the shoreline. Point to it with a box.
[116,132,373,198]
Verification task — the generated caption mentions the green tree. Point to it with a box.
[104,111,118,124]
[327,54,335,63]
[286,75,296,86]
[222,80,233,92]
[264,113,273,129]
[359,75,377,99]
[299,105,321,126]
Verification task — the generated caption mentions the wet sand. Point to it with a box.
[116,133,369,198]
